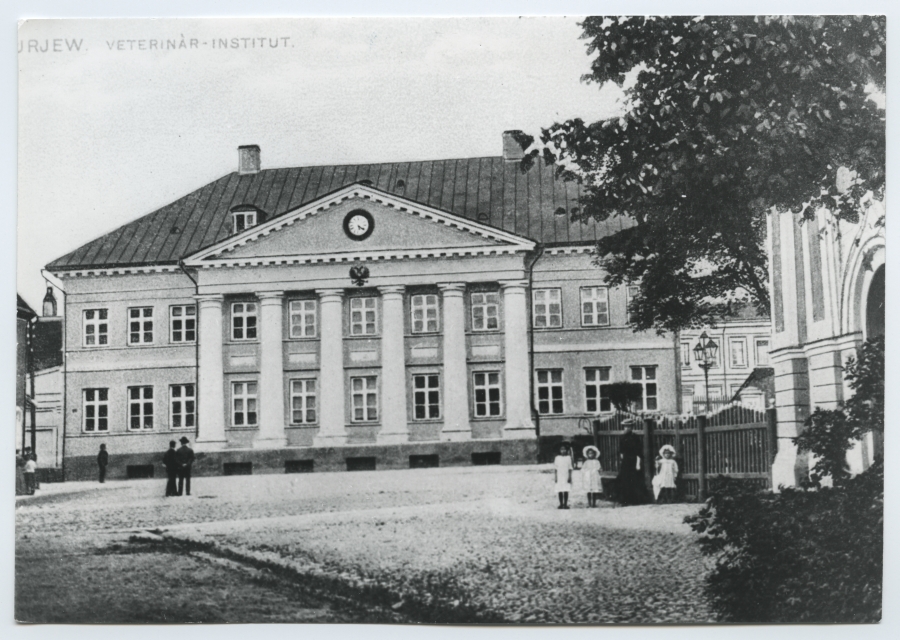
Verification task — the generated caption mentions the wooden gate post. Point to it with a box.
[643,417,655,491]
[697,414,708,501]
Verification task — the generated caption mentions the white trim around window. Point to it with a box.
[231,302,258,341]
[350,375,379,422]
[584,367,612,413]
[471,291,500,331]
[350,297,378,336]
[410,294,440,333]
[128,386,154,430]
[412,373,441,420]
[630,365,659,411]
[729,337,749,369]
[532,288,562,328]
[473,370,503,418]
[289,299,317,338]
[535,369,564,415]
[82,308,109,347]
[128,307,155,345]
[580,286,610,327]
[290,378,318,424]
[82,388,109,432]
[232,381,259,426]
[170,305,196,343]
[169,384,196,429]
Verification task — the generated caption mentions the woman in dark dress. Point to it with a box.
[616,421,649,505]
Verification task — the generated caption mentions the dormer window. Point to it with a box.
[233,210,256,233]
[231,205,264,234]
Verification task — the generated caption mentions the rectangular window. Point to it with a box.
[128,386,154,430]
[532,289,562,328]
[289,300,317,338]
[83,309,109,346]
[350,297,377,335]
[755,339,770,366]
[535,369,564,415]
[233,211,256,233]
[83,388,109,432]
[630,366,658,411]
[290,379,317,424]
[232,302,258,340]
[473,371,502,417]
[729,337,748,368]
[128,307,154,344]
[680,342,692,369]
[412,373,441,420]
[351,376,378,422]
[232,381,258,426]
[471,291,499,331]
[580,287,610,326]
[170,305,196,343]
[411,294,440,333]
[584,367,612,413]
[169,384,195,429]
[627,285,641,324]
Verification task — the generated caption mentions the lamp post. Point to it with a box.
[692,331,719,414]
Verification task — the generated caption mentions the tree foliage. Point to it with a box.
[604,381,644,412]
[794,335,884,483]
[521,16,885,332]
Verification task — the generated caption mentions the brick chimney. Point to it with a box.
[502,130,525,162]
[238,145,261,174]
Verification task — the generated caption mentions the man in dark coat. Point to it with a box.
[162,440,179,497]
[97,444,109,483]
[176,436,195,496]
[616,421,649,506]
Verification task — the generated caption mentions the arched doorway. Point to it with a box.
[865,264,885,340]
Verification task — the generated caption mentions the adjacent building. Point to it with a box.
[767,195,885,487]
[46,133,680,480]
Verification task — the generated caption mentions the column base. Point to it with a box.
[252,437,288,450]
[772,441,809,491]
[195,437,228,452]
[313,434,348,448]
[503,418,536,439]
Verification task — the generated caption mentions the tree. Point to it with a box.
[604,381,644,412]
[518,16,885,332]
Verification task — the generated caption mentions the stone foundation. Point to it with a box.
[62,438,539,481]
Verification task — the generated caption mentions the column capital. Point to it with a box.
[257,290,284,299]
[196,293,224,305]
[316,288,345,303]
[437,282,466,295]
[378,284,406,298]
[499,280,529,291]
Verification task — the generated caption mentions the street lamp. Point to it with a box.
[693,331,719,413]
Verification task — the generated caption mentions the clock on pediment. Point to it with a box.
[343,209,374,241]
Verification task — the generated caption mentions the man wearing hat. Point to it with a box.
[175,436,195,496]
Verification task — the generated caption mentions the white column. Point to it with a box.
[196,294,226,448]
[501,280,535,437]
[438,283,470,439]
[379,285,408,443]
[314,289,346,446]
[255,291,287,449]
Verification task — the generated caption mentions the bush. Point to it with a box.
[685,465,883,622]
[685,337,884,622]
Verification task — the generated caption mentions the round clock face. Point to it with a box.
[343,209,374,241]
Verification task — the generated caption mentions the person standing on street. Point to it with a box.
[97,444,109,483]
[176,436,195,496]
[162,441,179,497]
[616,419,649,506]
[23,454,37,495]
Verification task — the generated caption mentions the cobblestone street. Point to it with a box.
[16,465,716,623]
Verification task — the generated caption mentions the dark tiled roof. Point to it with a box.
[17,294,36,320]
[47,158,631,270]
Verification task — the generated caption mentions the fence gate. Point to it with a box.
[592,406,778,501]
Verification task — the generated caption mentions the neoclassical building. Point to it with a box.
[767,197,885,487]
[47,133,679,479]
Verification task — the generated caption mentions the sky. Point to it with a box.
[16,17,629,310]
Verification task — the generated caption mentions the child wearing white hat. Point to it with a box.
[654,444,679,503]
[581,446,603,507]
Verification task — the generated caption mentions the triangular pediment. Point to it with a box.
[184,184,534,266]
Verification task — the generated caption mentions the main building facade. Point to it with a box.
[48,134,679,480]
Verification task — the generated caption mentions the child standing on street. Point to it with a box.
[654,444,679,503]
[581,446,603,507]
[554,444,573,509]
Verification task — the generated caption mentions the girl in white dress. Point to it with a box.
[654,444,679,503]
[581,446,603,507]
[554,444,573,509]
